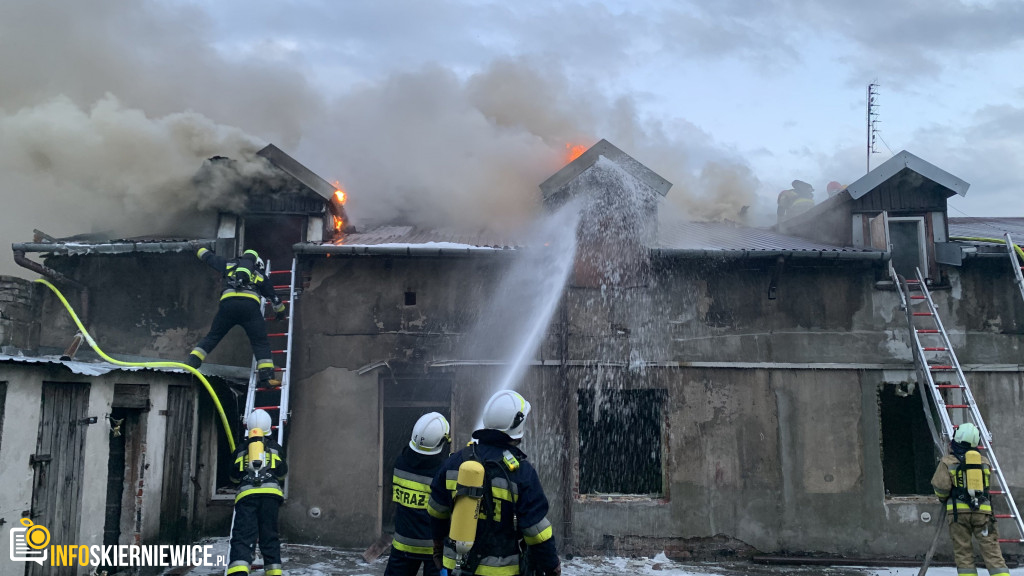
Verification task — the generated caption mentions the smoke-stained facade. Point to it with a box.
[4,142,1024,564]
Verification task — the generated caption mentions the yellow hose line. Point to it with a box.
[949,236,1024,261]
[35,278,236,452]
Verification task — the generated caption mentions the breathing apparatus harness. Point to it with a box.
[243,429,276,487]
[452,443,522,576]
[950,440,990,522]
[225,255,261,292]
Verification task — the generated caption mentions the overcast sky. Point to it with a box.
[1,0,1022,275]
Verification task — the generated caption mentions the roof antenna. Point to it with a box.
[867,81,881,173]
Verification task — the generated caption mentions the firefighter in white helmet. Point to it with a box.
[428,390,560,576]
[384,412,452,576]
[931,422,1009,576]
[227,409,288,576]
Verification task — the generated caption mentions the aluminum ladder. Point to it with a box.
[1005,232,1024,306]
[894,266,1024,543]
[242,257,297,451]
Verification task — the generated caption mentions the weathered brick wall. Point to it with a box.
[0,276,37,351]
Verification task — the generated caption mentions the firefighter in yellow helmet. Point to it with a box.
[185,247,286,387]
[427,390,560,576]
[777,180,815,222]
[931,423,1009,576]
[384,412,452,576]
[227,409,288,576]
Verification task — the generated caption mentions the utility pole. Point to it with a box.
[867,82,880,173]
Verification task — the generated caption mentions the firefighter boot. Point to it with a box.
[258,368,280,387]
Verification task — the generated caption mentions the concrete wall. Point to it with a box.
[35,252,251,366]
[0,363,195,576]
[20,244,1024,559]
[275,250,1024,559]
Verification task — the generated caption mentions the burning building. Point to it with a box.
[1,140,1023,571]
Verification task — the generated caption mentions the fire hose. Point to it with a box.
[35,278,236,452]
[949,236,1024,260]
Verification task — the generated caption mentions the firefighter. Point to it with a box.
[826,180,846,198]
[228,409,288,576]
[427,390,560,576]
[777,179,815,222]
[185,246,286,386]
[931,422,1010,576]
[385,412,452,576]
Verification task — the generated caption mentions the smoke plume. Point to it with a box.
[0,1,765,276]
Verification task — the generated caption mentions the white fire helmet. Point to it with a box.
[410,412,451,455]
[954,422,981,448]
[247,409,272,433]
[482,390,531,439]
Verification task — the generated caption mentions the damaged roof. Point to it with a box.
[13,237,209,255]
[296,221,885,260]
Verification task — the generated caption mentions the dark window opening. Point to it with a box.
[879,382,936,496]
[889,219,926,279]
[579,388,665,496]
[405,291,417,306]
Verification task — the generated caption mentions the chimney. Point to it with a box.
[539,140,672,288]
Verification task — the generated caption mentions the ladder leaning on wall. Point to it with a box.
[1004,232,1024,307]
[242,257,297,457]
[893,266,1024,543]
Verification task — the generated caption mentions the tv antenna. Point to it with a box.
[867,82,881,173]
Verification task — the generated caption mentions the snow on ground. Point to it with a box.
[168,538,964,576]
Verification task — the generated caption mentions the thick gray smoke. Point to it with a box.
[0,1,764,277]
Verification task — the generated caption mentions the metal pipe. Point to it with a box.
[13,249,91,324]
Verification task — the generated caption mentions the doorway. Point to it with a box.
[380,375,451,532]
[28,382,91,576]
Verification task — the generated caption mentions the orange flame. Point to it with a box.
[333,182,347,205]
[333,215,344,232]
[565,143,586,164]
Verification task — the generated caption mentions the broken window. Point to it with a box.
[879,382,936,496]
[578,388,666,496]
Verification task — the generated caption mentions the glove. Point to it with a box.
[432,539,445,571]
[273,301,286,321]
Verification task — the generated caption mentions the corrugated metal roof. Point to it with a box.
[330,226,520,249]
[655,220,878,253]
[306,221,883,258]
[13,238,209,255]
[949,217,1024,240]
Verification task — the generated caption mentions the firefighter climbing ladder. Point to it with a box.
[243,257,297,451]
[1005,232,1024,306]
[894,266,1024,543]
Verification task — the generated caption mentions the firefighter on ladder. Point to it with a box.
[427,390,560,576]
[228,409,288,576]
[384,412,452,576]
[186,246,286,387]
[931,422,1010,576]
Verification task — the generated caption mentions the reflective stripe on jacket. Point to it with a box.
[392,447,446,556]
[229,436,288,502]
